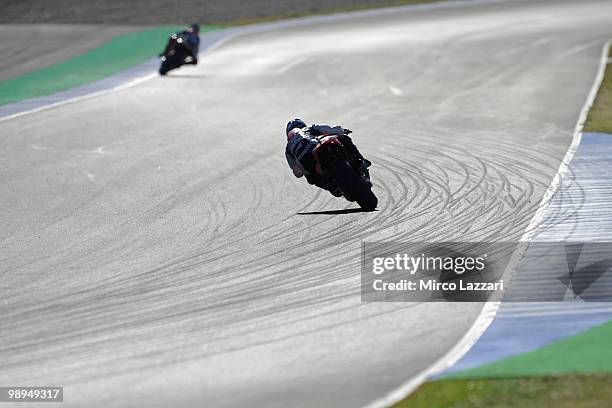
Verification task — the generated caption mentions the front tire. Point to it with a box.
[159,48,184,76]
[159,58,172,75]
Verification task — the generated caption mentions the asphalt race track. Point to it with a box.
[1,1,612,407]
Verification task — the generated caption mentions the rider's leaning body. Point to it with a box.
[160,23,200,64]
[285,119,370,196]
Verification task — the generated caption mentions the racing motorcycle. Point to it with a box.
[159,34,193,75]
[313,134,378,211]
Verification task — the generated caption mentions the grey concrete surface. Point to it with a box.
[1,0,611,407]
[4,0,441,25]
[0,25,139,80]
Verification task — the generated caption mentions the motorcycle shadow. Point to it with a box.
[297,208,376,215]
[162,74,208,79]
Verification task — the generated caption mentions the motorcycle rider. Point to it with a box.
[160,23,200,64]
[285,118,371,197]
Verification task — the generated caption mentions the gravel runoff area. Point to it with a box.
[1,0,435,24]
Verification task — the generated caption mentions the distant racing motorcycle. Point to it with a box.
[159,34,193,75]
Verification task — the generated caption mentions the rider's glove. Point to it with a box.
[343,128,352,134]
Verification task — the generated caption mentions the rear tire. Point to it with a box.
[357,188,378,211]
[330,161,378,211]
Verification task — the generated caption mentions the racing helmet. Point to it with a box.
[286,118,307,136]
[190,23,200,34]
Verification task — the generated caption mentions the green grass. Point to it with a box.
[394,320,612,407]
[0,25,220,106]
[583,46,612,133]
[447,320,612,379]
[393,374,612,408]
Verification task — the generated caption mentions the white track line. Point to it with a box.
[362,38,612,408]
[521,39,611,244]
[363,301,500,408]
[0,73,157,124]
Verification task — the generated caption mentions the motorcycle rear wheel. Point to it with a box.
[330,161,378,210]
